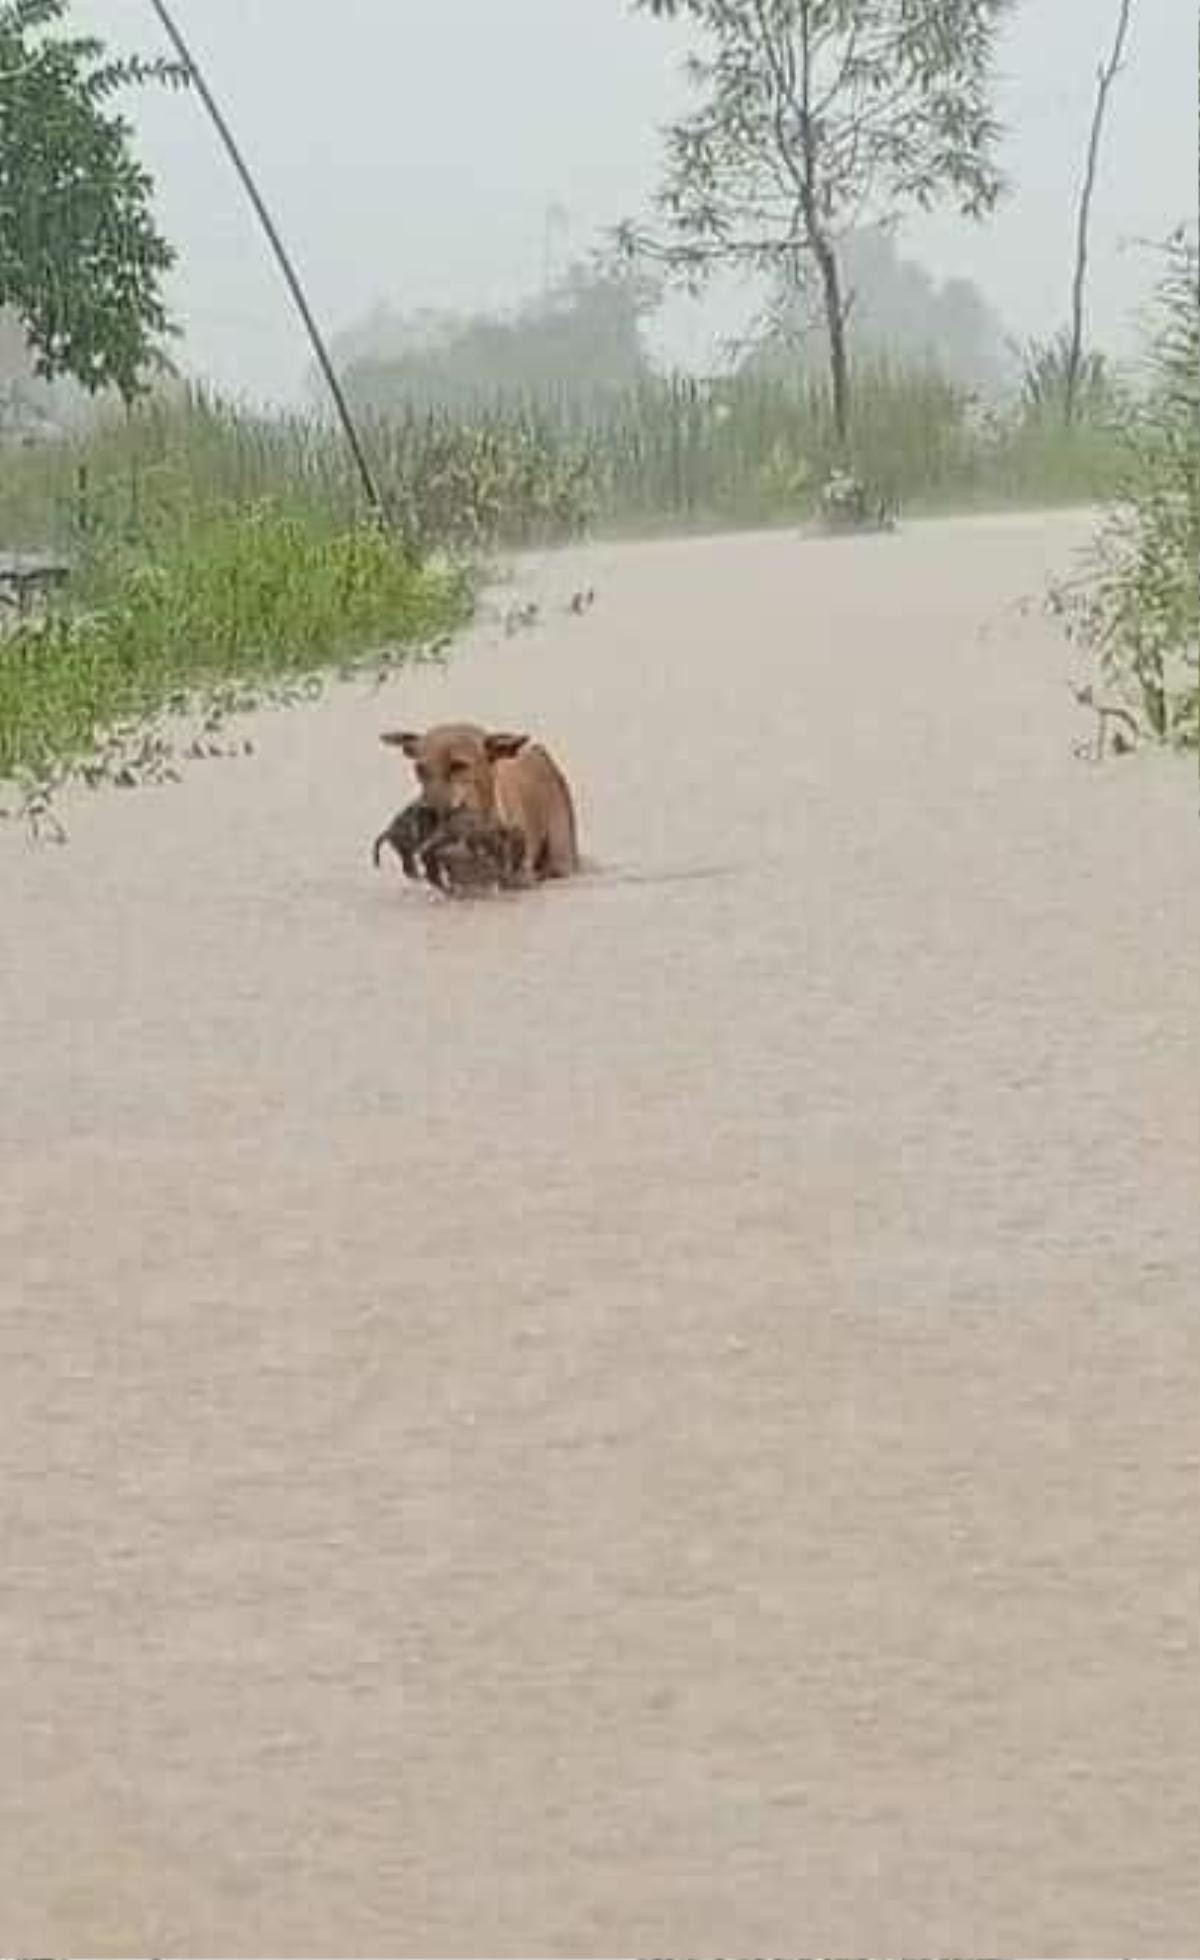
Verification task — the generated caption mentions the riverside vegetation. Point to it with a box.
[0,333,1182,826]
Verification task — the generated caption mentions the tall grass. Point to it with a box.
[376,363,1125,533]
[400,363,1126,531]
[0,389,595,558]
[0,366,1128,794]
[0,367,1125,561]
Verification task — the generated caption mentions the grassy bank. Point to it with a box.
[0,368,1126,795]
[0,395,480,790]
[0,507,468,785]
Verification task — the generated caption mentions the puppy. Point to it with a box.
[421,807,527,894]
[372,798,526,895]
[372,798,439,879]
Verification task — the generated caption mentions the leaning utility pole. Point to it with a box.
[147,0,386,521]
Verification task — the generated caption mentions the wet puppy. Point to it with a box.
[372,798,439,879]
[421,807,527,894]
[372,797,526,895]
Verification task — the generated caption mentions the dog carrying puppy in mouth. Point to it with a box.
[376,722,579,893]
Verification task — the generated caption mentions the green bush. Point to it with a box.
[0,502,469,782]
[1047,232,1199,750]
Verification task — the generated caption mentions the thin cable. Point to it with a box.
[146,0,387,522]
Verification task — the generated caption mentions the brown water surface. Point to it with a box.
[3,513,1198,1955]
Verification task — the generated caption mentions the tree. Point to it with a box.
[1063,0,1134,425]
[743,225,1011,392]
[0,0,184,401]
[623,0,1014,448]
[333,260,660,416]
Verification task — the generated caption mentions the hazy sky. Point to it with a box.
[76,0,1196,402]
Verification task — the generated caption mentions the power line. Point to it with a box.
[146,0,386,522]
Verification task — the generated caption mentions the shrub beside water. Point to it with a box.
[1047,233,1199,751]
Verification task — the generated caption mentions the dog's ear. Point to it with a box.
[380,730,421,756]
[484,732,529,761]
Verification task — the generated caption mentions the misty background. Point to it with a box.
[46,0,1200,403]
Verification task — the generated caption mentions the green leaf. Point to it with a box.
[0,0,183,398]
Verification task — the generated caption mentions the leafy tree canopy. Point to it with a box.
[0,0,185,400]
[624,0,1014,442]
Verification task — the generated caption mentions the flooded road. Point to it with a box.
[3,511,1198,1955]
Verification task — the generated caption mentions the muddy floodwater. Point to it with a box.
[3,511,1198,1956]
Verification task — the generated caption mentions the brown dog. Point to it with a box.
[379,723,579,881]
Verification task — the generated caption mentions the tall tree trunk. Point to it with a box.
[812,230,850,450]
[1065,0,1134,426]
[771,0,850,449]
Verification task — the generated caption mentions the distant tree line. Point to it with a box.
[328,262,661,417]
[328,232,1013,416]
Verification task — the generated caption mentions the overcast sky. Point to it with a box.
[75,0,1196,402]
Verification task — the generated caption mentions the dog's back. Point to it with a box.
[493,743,578,879]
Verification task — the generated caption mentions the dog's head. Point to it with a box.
[380,723,528,817]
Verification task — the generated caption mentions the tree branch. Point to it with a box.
[1065,0,1134,424]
